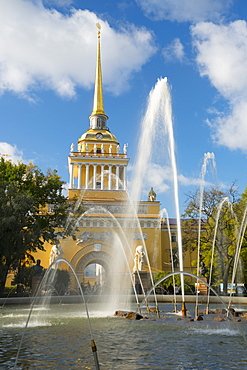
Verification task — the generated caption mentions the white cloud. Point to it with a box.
[136,0,232,23]
[207,101,247,151]
[162,38,185,62]
[145,163,171,194]
[62,182,69,197]
[178,173,213,188]
[191,21,247,101]
[0,142,27,163]
[191,20,247,152]
[0,0,156,99]
[133,162,205,196]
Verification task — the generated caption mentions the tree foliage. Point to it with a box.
[0,157,71,293]
[12,266,70,295]
[12,263,39,291]
[153,271,194,294]
[182,184,247,294]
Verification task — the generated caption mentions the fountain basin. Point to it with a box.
[1,302,247,369]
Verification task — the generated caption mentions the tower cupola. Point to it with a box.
[68,24,129,199]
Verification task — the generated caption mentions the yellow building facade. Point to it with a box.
[33,26,196,290]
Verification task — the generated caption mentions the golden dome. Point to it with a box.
[78,129,118,144]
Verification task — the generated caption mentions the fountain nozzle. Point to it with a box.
[91,339,100,369]
[181,301,187,317]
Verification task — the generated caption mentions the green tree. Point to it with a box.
[13,266,70,295]
[182,185,246,294]
[0,157,70,293]
[236,187,247,282]
[12,263,37,291]
[45,268,71,295]
[153,271,194,294]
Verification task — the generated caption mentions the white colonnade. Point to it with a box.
[69,162,127,190]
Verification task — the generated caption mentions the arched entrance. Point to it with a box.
[78,251,112,293]
[69,244,113,292]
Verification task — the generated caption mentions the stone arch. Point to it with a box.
[70,242,112,273]
[77,250,111,273]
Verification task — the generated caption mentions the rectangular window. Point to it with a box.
[171,235,176,243]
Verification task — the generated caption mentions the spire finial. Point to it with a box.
[91,23,105,116]
[96,22,101,32]
[96,23,101,42]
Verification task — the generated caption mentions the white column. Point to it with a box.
[101,165,104,190]
[123,165,127,190]
[116,165,119,190]
[108,165,112,190]
[77,164,82,189]
[85,164,89,189]
[93,164,97,189]
[69,163,74,189]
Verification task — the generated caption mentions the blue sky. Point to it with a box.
[1,0,247,216]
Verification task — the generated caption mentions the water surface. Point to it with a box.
[1,303,247,369]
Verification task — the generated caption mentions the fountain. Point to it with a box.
[195,152,217,316]
[2,77,247,369]
[2,274,247,369]
[63,191,160,316]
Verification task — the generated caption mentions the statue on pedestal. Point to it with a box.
[123,143,128,154]
[148,187,156,201]
[199,261,208,277]
[49,244,63,265]
[133,245,145,272]
[33,259,43,276]
[32,259,44,296]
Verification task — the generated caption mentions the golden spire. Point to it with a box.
[91,23,105,116]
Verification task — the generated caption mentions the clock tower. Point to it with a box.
[68,24,129,203]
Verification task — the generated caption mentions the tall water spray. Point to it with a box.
[196,152,217,276]
[131,77,185,301]
[195,152,216,315]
